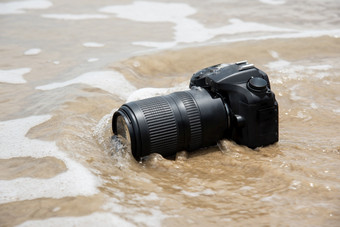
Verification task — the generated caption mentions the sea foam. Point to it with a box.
[265,51,333,80]
[99,1,195,23]
[0,115,99,204]
[24,48,41,55]
[99,1,340,49]
[18,212,135,227]
[42,14,109,20]
[126,83,187,102]
[0,68,30,84]
[99,1,294,49]
[259,0,286,5]
[83,42,105,47]
[88,58,99,62]
[36,71,136,100]
[0,0,52,15]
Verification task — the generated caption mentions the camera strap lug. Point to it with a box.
[234,114,246,128]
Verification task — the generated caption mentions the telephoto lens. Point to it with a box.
[112,61,279,161]
[113,87,229,161]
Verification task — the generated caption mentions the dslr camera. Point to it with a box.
[113,61,278,161]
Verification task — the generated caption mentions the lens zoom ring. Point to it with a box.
[139,97,178,154]
[178,92,202,149]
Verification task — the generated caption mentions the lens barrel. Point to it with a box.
[112,87,229,160]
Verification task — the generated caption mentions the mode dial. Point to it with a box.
[248,77,267,92]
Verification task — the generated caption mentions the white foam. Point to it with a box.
[24,48,41,56]
[0,68,30,84]
[289,84,304,101]
[102,198,170,227]
[333,108,340,114]
[181,189,215,197]
[18,212,135,227]
[0,115,100,204]
[99,1,294,49]
[310,103,318,109]
[42,14,109,20]
[88,58,99,62]
[266,59,291,70]
[126,83,187,102]
[259,0,286,5]
[133,192,159,202]
[0,0,52,15]
[308,65,332,71]
[174,18,292,44]
[143,192,159,201]
[265,53,333,80]
[99,1,196,22]
[269,50,280,59]
[83,42,105,47]
[52,207,61,212]
[289,180,301,190]
[132,41,176,50]
[218,29,340,44]
[240,186,255,191]
[127,209,169,227]
[36,71,136,100]
[260,194,281,202]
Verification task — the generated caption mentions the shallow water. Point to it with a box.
[1,0,340,226]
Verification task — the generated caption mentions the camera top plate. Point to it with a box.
[190,61,270,92]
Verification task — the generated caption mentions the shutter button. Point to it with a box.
[248,77,267,92]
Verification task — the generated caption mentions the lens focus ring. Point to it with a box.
[138,97,178,155]
[138,91,203,156]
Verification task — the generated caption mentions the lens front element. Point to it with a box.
[115,115,131,147]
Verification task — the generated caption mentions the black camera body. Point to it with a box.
[190,61,278,149]
[112,61,278,161]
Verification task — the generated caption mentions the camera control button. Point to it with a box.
[248,77,267,91]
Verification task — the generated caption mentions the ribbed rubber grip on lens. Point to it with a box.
[138,97,178,155]
[177,92,202,150]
